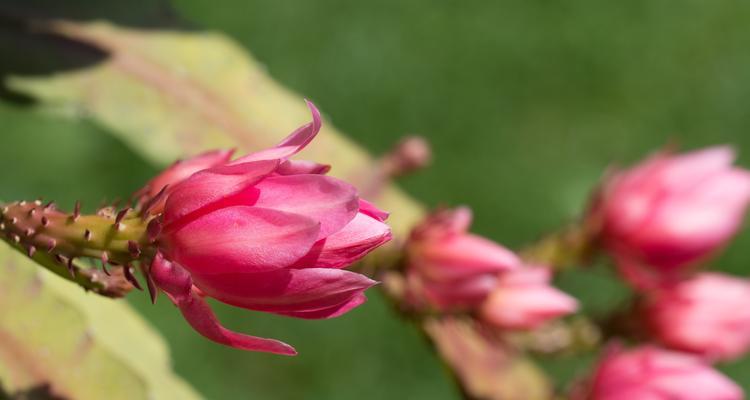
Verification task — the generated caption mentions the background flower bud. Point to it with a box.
[584,345,742,400]
[593,146,750,285]
[644,273,750,360]
[406,207,520,311]
[480,266,578,330]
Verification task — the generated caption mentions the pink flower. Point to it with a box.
[479,266,578,330]
[644,273,750,361]
[142,101,391,355]
[593,146,750,286]
[585,345,742,400]
[405,207,520,311]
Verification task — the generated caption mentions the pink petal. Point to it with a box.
[422,274,498,309]
[172,286,297,355]
[358,199,390,221]
[276,160,331,175]
[232,100,322,163]
[163,159,279,227]
[292,211,392,269]
[164,206,320,274]
[415,234,520,281]
[660,146,736,192]
[191,267,376,317]
[137,149,234,200]
[276,293,367,319]
[253,174,359,239]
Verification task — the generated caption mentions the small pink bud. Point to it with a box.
[584,345,742,400]
[644,273,750,361]
[143,101,391,353]
[406,207,520,311]
[593,146,750,286]
[480,266,578,330]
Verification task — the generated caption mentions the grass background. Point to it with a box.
[2,0,750,398]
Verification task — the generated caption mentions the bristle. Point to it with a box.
[27,246,36,257]
[128,240,141,258]
[84,229,92,241]
[24,228,34,237]
[72,200,81,221]
[100,252,110,276]
[67,257,76,277]
[123,264,142,290]
[47,238,56,252]
[41,216,49,227]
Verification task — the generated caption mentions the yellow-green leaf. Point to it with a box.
[0,244,203,400]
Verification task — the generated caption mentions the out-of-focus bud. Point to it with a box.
[583,345,742,400]
[480,266,578,330]
[592,146,750,286]
[406,207,520,311]
[381,135,432,178]
[644,273,750,361]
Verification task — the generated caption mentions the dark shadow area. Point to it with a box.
[0,0,192,103]
[0,382,68,400]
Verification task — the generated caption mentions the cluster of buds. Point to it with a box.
[573,146,750,399]
[0,101,392,355]
[405,207,578,331]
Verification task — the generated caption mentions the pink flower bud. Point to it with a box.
[594,146,750,285]
[584,345,742,400]
[644,273,750,360]
[406,207,520,311]
[480,266,578,330]
[145,101,391,354]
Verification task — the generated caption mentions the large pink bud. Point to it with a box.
[405,207,520,311]
[140,101,391,355]
[593,146,750,286]
[644,273,750,361]
[479,266,578,330]
[584,345,742,400]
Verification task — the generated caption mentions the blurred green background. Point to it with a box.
[2,0,750,398]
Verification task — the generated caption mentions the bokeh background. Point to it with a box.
[2,1,750,398]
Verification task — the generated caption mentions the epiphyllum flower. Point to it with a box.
[592,146,750,286]
[141,101,391,355]
[405,207,520,311]
[583,345,742,400]
[643,273,750,361]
